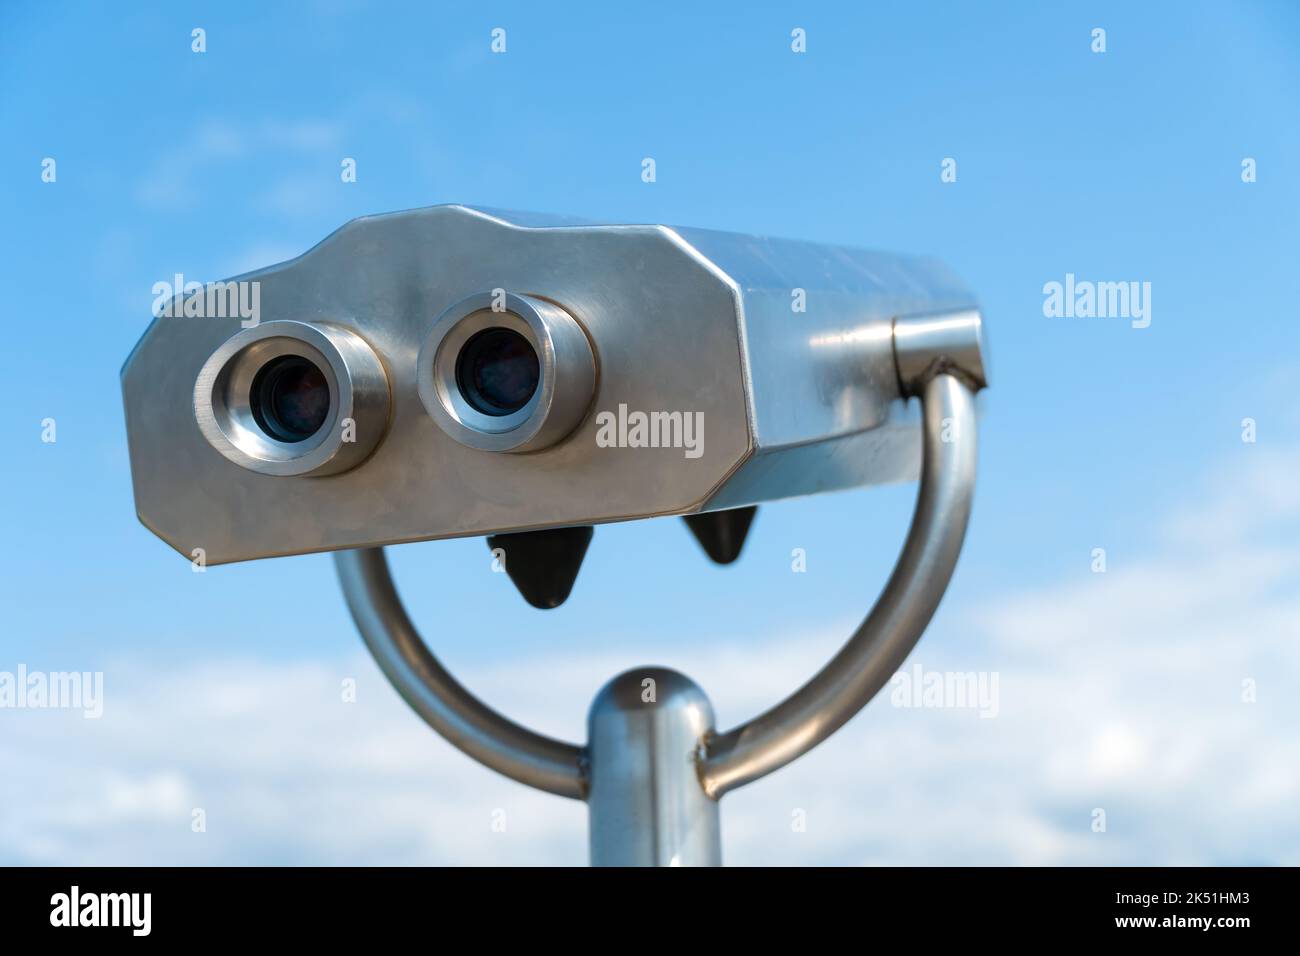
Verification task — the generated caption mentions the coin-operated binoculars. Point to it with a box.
[122,205,987,865]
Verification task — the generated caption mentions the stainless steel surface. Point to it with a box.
[701,371,979,797]
[893,308,988,394]
[586,668,721,866]
[122,204,981,564]
[677,226,978,510]
[193,320,391,476]
[417,291,596,452]
[334,547,586,799]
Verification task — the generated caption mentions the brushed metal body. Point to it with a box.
[122,205,979,564]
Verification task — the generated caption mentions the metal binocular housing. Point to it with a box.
[122,204,985,566]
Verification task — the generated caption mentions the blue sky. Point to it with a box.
[1,1,1298,864]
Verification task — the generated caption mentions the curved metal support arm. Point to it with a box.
[333,369,977,807]
[700,371,978,797]
[334,547,587,799]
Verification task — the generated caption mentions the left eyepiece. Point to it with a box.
[194,320,390,476]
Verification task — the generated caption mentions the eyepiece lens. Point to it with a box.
[250,355,331,443]
[455,327,540,417]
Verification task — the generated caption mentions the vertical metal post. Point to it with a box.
[585,667,722,866]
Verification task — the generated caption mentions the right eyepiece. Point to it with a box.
[455,327,541,418]
[418,292,596,453]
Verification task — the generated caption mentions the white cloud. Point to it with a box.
[259,175,336,218]
[133,118,344,212]
[262,120,343,152]
[3,446,1297,865]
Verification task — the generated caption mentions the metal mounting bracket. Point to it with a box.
[333,311,985,865]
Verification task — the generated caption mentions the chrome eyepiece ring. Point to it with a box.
[418,292,597,453]
[194,320,390,477]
